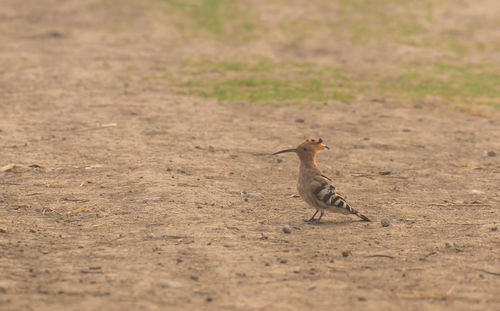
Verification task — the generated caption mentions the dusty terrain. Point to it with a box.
[1,0,499,310]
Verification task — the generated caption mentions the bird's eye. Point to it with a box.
[302,147,307,151]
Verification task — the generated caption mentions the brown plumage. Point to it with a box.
[273,138,370,224]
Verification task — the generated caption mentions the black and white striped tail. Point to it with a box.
[330,194,370,222]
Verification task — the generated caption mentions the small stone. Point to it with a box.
[282,224,292,234]
[487,151,496,157]
[0,228,7,233]
[445,242,454,248]
[295,118,305,123]
[190,275,199,281]
[206,297,213,302]
[208,146,215,152]
[342,250,351,257]
[144,233,155,239]
[470,189,482,195]
[490,227,497,231]
[279,259,288,264]
[381,218,390,227]
[379,171,391,175]
[260,233,268,240]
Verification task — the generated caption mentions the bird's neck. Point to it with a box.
[299,154,322,175]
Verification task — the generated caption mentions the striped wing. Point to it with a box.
[310,175,370,221]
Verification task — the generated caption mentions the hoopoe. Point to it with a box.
[273,138,370,223]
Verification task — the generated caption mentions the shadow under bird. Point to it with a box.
[273,138,370,224]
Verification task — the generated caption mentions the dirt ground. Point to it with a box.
[1,1,499,310]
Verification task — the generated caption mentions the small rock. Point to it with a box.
[445,242,454,248]
[381,218,390,227]
[379,171,391,176]
[470,189,482,195]
[295,118,305,123]
[206,297,213,302]
[279,259,288,264]
[144,233,155,239]
[0,228,7,233]
[190,275,199,281]
[282,224,292,234]
[260,233,268,240]
[342,250,351,257]
[208,146,215,152]
[487,151,496,157]
[490,227,497,231]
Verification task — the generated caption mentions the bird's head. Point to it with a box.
[272,138,329,160]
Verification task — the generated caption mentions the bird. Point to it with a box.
[273,138,370,224]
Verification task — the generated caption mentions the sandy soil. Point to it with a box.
[1,1,499,310]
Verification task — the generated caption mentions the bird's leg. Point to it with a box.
[305,210,319,223]
[314,209,325,224]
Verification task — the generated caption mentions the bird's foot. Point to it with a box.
[305,218,321,225]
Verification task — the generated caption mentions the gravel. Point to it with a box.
[381,218,390,227]
[282,224,292,234]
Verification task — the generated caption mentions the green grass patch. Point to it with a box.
[153,58,362,104]
[380,63,500,105]
[163,0,257,38]
[149,58,499,107]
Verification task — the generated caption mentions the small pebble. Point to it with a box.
[490,227,497,231]
[342,250,351,257]
[206,297,213,302]
[445,242,454,248]
[487,151,496,157]
[282,224,292,234]
[295,118,305,123]
[208,146,215,152]
[381,218,390,227]
[279,259,288,264]
[260,233,268,240]
[470,189,482,195]
[190,275,199,281]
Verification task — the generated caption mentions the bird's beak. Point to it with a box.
[324,145,330,150]
[272,148,297,155]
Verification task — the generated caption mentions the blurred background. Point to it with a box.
[3,0,499,109]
